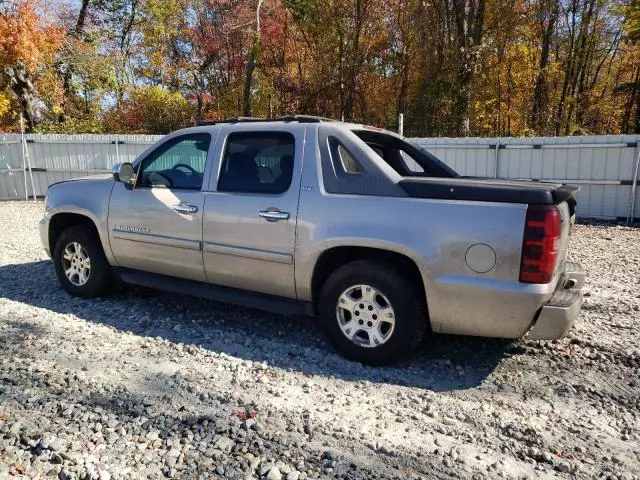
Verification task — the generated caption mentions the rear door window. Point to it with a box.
[217,132,295,194]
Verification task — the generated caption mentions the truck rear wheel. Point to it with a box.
[53,224,116,298]
[318,260,426,365]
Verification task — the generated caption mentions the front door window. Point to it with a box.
[137,133,211,190]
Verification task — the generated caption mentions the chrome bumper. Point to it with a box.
[527,262,584,340]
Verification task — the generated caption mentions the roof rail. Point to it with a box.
[277,115,335,123]
[196,115,336,126]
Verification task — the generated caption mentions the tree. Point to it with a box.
[617,1,640,133]
[0,1,63,131]
[0,0,638,136]
[103,85,194,133]
[242,0,263,116]
[531,0,559,129]
[452,0,486,136]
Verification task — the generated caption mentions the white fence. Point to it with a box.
[0,133,161,201]
[412,135,640,222]
[1,133,639,222]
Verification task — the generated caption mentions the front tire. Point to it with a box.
[53,224,116,298]
[318,260,427,365]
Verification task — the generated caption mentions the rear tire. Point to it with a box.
[318,260,426,365]
[53,224,116,298]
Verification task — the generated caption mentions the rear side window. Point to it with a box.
[217,132,295,194]
[329,136,364,174]
[400,150,424,173]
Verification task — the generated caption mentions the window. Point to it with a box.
[399,150,425,173]
[137,133,210,190]
[329,137,363,174]
[370,145,385,159]
[352,129,458,178]
[218,132,295,194]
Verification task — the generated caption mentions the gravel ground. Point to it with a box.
[0,200,639,480]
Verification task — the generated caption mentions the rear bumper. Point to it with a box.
[527,269,584,340]
[563,261,585,290]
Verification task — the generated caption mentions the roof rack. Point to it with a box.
[197,115,336,126]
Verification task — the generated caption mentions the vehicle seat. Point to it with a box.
[219,153,260,192]
[272,154,294,192]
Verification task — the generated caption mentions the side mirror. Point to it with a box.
[112,163,135,185]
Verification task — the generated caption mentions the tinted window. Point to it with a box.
[352,129,458,177]
[329,136,364,174]
[400,150,424,173]
[138,133,210,190]
[218,132,295,194]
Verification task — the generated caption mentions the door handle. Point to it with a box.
[258,210,290,221]
[172,204,198,214]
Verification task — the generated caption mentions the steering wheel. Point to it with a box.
[172,163,198,175]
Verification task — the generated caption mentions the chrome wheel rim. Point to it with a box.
[336,284,395,348]
[62,242,91,286]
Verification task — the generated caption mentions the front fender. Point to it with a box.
[44,177,116,264]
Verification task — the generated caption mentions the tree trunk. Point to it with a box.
[74,0,91,36]
[396,46,409,124]
[635,88,640,134]
[555,0,596,134]
[343,0,363,121]
[452,0,485,136]
[242,0,263,117]
[7,63,37,132]
[59,0,92,122]
[531,0,558,131]
[621,66,640,133]
[564,0,596,133]
[554,0,578,134]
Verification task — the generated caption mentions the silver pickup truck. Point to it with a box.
[40,116,585,365]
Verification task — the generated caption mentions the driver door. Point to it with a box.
[108,132,214,282]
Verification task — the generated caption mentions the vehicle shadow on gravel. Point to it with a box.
[0,260,513,392]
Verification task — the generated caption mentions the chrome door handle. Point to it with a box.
[258,210,290,221]
[172,204,198,214]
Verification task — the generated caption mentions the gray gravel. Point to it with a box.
[0,200,639,480]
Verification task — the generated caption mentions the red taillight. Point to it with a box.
[519,205,561,284]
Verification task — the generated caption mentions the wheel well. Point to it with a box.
[311,246,427,308]
[49,213,99,254]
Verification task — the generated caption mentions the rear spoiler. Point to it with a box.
[554,185,579,217]
[552,184,579,204]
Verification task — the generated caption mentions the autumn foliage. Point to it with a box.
[0,1,64,130]
[0,0,638,136]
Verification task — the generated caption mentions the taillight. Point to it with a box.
[519,205,561,284]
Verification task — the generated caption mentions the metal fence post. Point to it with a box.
[114,139,121,166]
[494,141,500,178]
[628,142,640,225]
[398,113,404,136]
[19,116,36,200]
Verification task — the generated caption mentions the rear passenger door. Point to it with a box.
[202,125,305,298]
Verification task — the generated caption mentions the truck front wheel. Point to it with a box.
[53,224,116,298]
[318,260,426,365]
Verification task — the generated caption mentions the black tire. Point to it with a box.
[53,224,116,298]
[318,259,427,365]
